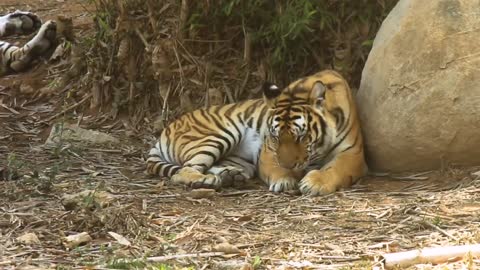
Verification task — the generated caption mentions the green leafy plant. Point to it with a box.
[106,257,147,269]
[187,0,398,84]
[6,153,24,180]
[252,255,262,269]
[71,0,398,122]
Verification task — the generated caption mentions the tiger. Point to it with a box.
[0,11,57,76]
[146,69,367,195]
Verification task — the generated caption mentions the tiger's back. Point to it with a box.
[147,99,269,175]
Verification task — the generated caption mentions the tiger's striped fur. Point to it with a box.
[0,11,56,76]
[147,69,367,195]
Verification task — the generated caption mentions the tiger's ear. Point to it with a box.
[310,81,327,107]
[262,82,282,108]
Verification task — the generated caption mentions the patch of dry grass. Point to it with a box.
[1,99,479,269]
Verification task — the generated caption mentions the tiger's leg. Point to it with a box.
[0,11,42,37]
[149,135,243,190]
[299,149,367,195]
[1,20,56,74]
[169,152,224,190]
[258,144,303,192]
[207,156,256,188]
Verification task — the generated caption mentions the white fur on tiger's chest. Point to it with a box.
[233,128,263,165]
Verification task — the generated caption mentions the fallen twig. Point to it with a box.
[219,190,260,197]
[310,255,362,262]
[146,252,226,262]
[420,220,459,241]
[382,244,480,269]
[40,93,92,123]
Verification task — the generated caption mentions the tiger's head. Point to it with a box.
[262,70,354,170]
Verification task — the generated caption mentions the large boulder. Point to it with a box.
[357,0,480,172]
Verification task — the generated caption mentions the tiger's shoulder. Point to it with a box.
[311,69,362,150]
[291,69,357,111]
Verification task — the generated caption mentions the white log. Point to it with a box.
[382,244,480,269]
[62,232,92,249]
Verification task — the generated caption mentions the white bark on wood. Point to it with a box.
[382,244,480,269]
[146,252,225,262]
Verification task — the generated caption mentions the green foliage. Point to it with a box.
[252,255,262,269]
[432,216,443,226]
[188,0,398,85]
[6,153,23,180]
[80,0,397,118]
[338,259,373,269]
[106,257,147,269]
[105,257,192,270]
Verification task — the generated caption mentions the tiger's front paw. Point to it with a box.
[217,166,250,188]
[171,167,221,190]
[299,169,339,196]
[29,20,57,53]
[268,177,297,193]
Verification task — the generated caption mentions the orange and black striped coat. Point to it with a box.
[147,69,367,195]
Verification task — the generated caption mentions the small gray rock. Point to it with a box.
[45,123,120,146]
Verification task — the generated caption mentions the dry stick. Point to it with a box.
[146,252,225,262]
[0,103,19,114]
[313,255,361,262]
[236,70,249,100]
[40,93,92,123]
[222,80,235,104]
[178,0,189,41]
[135,28,150,50]
[420,220,459,241]
[219,190,260,197]
[382,244,480,269]
[0,260,14,266]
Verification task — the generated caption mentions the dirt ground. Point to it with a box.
[1,1,480,270]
